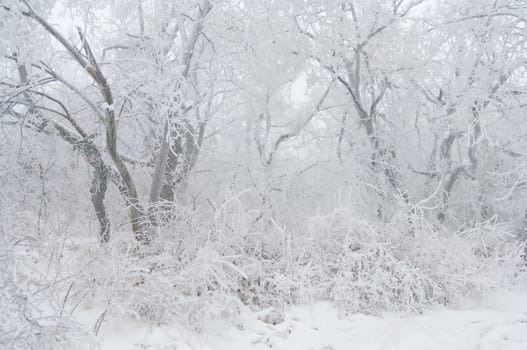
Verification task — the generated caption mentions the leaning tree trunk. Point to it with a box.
[15,60,112,243]
[20,4,147,242]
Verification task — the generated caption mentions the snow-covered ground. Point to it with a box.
[77,290,527,350]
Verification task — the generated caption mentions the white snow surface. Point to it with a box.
[75,290,527,350]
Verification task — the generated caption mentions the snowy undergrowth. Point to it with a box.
[2,194,524,349]
[63,201,525,332]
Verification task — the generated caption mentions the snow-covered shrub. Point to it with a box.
[223,206,523,316]
[295,208,524,313]
[71,231,250,330]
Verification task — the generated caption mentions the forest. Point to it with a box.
[1,0,527,349]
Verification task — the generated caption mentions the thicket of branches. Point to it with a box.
[1,0,527,346]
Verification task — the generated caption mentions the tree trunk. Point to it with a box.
[90,162,111,243]
[160,122,201,204]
